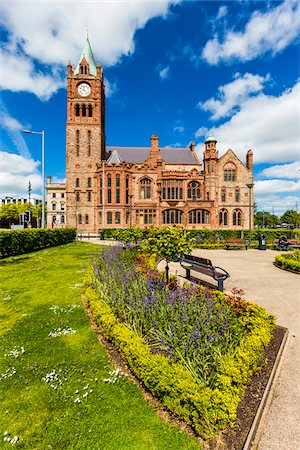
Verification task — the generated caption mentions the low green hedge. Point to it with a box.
[275,251,300,273]
[0,228,76,257]
[84,268,275,439]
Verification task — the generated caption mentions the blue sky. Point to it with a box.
[0,0,299,216]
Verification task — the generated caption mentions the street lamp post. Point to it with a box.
[246,182,254,245]
[22,130,45,228]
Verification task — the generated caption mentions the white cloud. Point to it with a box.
[159,66,170,81]
[0,1,177,98]
[216,6,227,21]
[255,179,300,195]
[0,49,65,100]
[195,126,209,139]
[195,82,300,164]
[255,194,300,216]
[0,151,42,198]
[174,125,184,133]
[198,72,270,120]
[259,162,300,180]
[202,0,300,64]
[0,101,31,158]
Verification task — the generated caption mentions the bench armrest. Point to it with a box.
[213,265,230,279]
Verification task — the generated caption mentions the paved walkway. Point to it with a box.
[83,239,300,449]
[165,249,300,450]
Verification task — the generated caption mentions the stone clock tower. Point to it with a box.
[66,37,106,232]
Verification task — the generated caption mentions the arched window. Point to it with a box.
[140,178,151,199]
[82,104,86,117]
[76,192,80,202]
[107,174,111,203]
[126,176,129,204]
[221,187,226,202]
[125,212,130,225]
[52,202,56,211]
[87,177,91,188]
[99,176,103,204]
[107,212,112,224]
[87,130,91,156]
[61,215,65,224]
[187,181,200,200]
[60,202,65,211]
[188,209,210,224]
[235,188,240,203]
[85,214,89,224]
[224,162,236,181]
[233,209,242,226]
[115,212,121,224]
[75,105,80,117]
[116,175,120,203]
[219,209,228,226]
[76,130,80,156]
[87,191,91,202]
[78,214,82,224]
[88,105,93,117]
[76,178,80,188]
[162,209,183,224]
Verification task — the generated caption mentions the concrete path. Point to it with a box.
[83,239,300,449]
[166,249,300,450]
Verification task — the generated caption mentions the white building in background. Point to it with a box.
[46,176,66,228]
[1,197,41,205]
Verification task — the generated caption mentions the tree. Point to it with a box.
[254,211,280,228]
[280,210,300,228]
[141,227,194,283]
[0,203,22,228]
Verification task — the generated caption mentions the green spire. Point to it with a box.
[74,37,97,76]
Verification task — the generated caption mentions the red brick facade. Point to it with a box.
[63,40,254,233]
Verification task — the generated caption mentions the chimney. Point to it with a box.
[189,141,195,152]
[151,134,159,150]
[47,176,51,185]
[246,149,253,172]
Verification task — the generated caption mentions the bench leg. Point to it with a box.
[186,268,191,280]
[217,279,224,292]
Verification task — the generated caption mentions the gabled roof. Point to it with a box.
[74,37,97,76]
[106,146,199,165]
[219,148,246,167]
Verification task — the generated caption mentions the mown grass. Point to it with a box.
[0,242,200,449]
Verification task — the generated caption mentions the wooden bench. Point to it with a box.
[273,239,300,250]
[180,254,230,292]
[225,238,248,250]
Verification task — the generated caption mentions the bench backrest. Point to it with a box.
[274,239,298,244]
[183,254,213,267]
[226,238,246,243]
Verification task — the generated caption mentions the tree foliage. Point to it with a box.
[280,210,300,227]
[254,211,280,228]
[141,226,194,261]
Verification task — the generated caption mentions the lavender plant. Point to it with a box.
[92,247,246,387]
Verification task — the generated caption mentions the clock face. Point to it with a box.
[78,83,91,97]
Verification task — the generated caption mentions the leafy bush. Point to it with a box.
[0,228,76,257]
[86,247,275,438]
[275,250,300,273]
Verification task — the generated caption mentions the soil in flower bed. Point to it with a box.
[85,296,287,450]
[209,325,287,449]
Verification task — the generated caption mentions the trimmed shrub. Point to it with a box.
[275,250,300,273]
[0,228,76,258]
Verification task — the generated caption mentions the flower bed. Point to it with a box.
[85,247,275,439]
[274,250,300,273]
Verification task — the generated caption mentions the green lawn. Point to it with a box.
[0,242,200,449]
